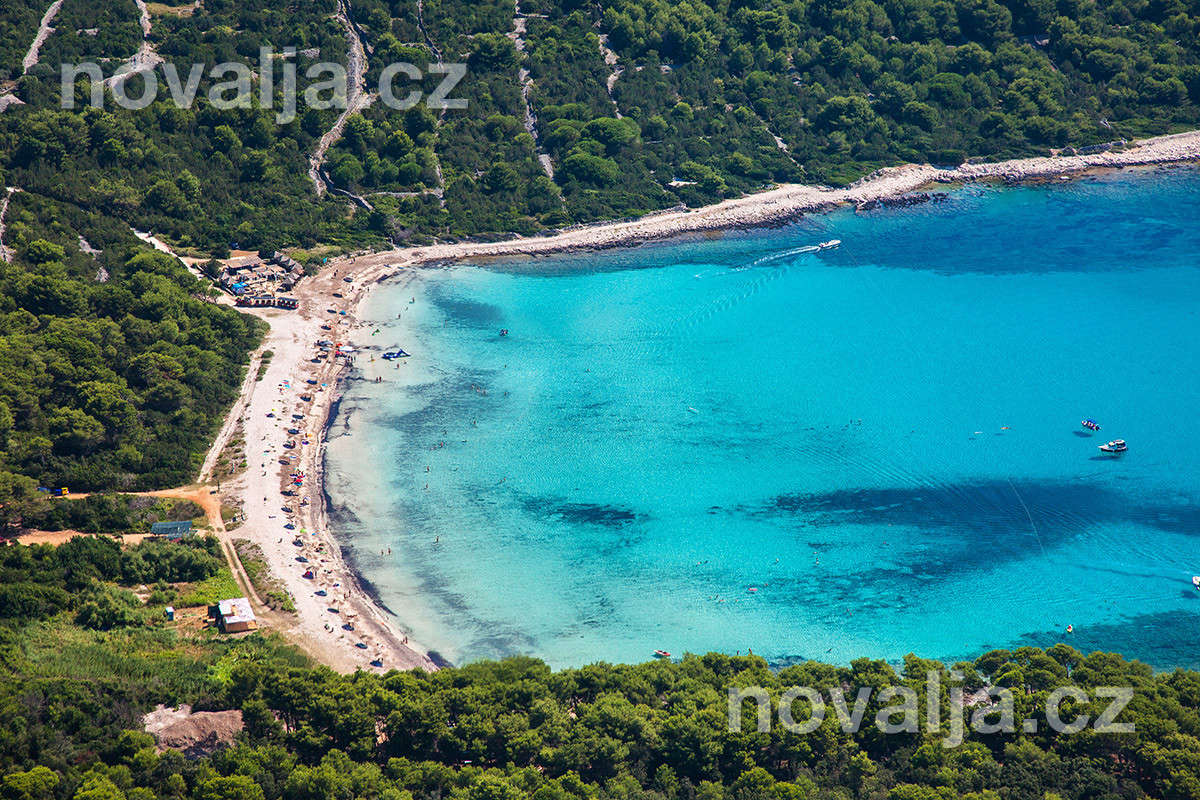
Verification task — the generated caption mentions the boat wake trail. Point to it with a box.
[1008,478,1048,558]
[658,242,836,338]
[748,244,821,267]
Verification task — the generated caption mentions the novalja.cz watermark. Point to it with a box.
[729,670,1134,747]
[59,47,467,122]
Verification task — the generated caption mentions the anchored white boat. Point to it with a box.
[1098,439,1127,454]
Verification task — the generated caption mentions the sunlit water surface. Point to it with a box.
[326,167,1200,669]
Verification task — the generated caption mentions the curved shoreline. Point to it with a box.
[237,129,1200,673]
[351,129,1200,269]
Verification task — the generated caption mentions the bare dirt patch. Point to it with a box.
[143,704,244,757]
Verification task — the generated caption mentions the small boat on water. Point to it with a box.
[818,239,841,250]
[1192,576,1199,590]
[1081,419,1101,431]
[1099,439,1127,454]
[653,649,672,659]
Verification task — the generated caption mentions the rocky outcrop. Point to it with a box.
[856,191,949,212]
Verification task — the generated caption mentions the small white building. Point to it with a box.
[212,597,257,633]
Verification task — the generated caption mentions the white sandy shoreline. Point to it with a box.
[229,129,1200,673]
[352,129,1200,270]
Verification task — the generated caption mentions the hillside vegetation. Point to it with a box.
[1,0,1198,252]
[0,189,263,507]
[2,536,1200,800]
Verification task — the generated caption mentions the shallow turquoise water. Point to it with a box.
[326,167,1200,669]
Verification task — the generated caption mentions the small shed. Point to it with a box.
[164,606,175,621]
[213,597,257,633]
[151,520,193,540]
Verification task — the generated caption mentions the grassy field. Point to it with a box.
[175,568,242,607]
[17,615,216,695]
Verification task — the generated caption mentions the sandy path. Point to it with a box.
[596,33,623,118]
[131,228,228,290]
[17,529,152,546]
[0,188,15,263]
[23,0,64,74]
[199,350,263,484]
[508,0,555,179]
[415,0,443,64]
[155,486,270,611]
[106,0,164,89]
[308,0,370,197]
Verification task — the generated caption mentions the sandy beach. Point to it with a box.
[226,265,438,672]
[226,128,1200,673]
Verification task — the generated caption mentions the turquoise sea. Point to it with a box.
[326,166,1200,670]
